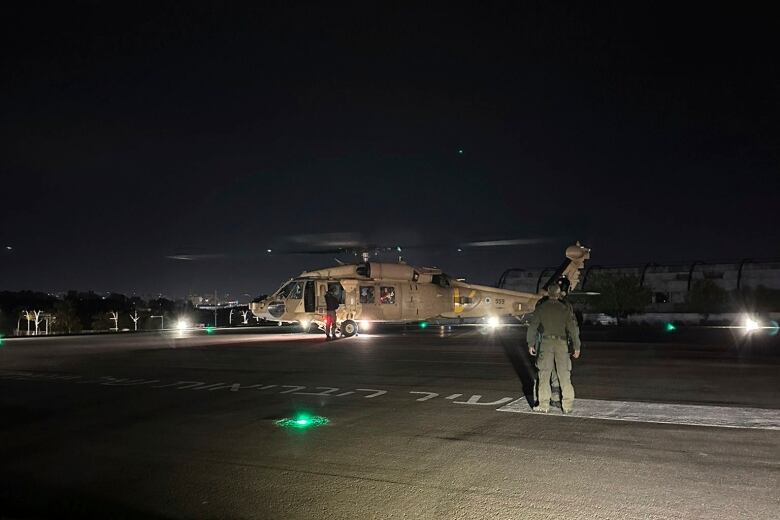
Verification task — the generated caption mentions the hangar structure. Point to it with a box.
[498,259,780,311]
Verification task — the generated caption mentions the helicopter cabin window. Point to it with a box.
[304,281,315,312]
[287,281,304,300]
[327,282,345,304]
[379,286,396,305]
[360,286,375,304]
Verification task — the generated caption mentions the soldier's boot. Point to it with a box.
[535,371,553,413]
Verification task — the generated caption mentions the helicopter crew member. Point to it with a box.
[324,286,340,340]
[526,282,581,413]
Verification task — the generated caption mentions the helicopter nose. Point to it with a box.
[250,300,272,320]
[267,301,286,318]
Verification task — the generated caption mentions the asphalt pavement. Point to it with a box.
[1,326,778,519]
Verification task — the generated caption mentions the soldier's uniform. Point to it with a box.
[526,286,581,413]
[534,279,575,405]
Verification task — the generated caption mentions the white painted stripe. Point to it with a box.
[496,398,780,430]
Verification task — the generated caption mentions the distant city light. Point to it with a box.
[266,249,272,253]
[4,246,12,251]
[457,149,464,154]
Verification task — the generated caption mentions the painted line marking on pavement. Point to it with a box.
[453,395,515,406]
[410,391,439,401]
[4,370,779,430]
[496,398,780,430]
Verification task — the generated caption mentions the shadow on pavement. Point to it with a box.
[0,473,177,520]
[496,331,537,407]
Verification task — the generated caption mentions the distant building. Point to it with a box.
[498,259,780,311]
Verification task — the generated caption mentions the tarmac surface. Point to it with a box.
[1,325,779,519]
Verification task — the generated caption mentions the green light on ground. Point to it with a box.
[665,322,677,332]
[419,321,428,329]
[275,414,329,429]
[205,326,216,334]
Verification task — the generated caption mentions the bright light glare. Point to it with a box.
[487,316,500,328]
[300,320,310,331]
[744,317,760,332]
[175,320,190,331]
[360,320,371,331]
[275,415,329,429]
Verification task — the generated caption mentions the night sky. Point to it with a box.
[2,3,779,298]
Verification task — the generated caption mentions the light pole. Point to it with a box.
[214,289,219,328]
[151,315,164,330]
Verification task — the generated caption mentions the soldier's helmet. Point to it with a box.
[547,283,562,299]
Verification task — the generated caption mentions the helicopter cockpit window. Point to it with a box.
[379,286,396,305]
[287,281,304,300]
[431,274,451,288]
[275,281,294,299]
[360,286,375,304]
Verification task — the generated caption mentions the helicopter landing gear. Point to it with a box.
[341,320,357,338]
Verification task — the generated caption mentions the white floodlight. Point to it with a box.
[744,317,760,333]
[176,319,190,331]
[487,316,500,329]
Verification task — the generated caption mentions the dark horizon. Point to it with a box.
[3,3,779,297]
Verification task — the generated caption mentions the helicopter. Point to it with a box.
[250,242,591,337]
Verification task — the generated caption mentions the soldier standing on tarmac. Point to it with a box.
[324,286,340,340]
[527,282,582,413]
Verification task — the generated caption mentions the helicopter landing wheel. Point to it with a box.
[341,320,357,338]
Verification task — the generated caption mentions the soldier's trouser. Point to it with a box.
[550,368,560,398]
[325,311,337,337]
[536,339,575,410]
